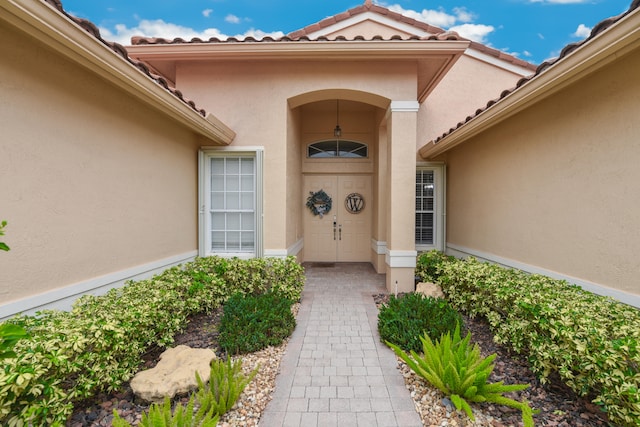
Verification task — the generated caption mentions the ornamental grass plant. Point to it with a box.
[387,323,535,426]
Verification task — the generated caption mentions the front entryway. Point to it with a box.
[304,175,372,262]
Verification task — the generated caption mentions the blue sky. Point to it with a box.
[62,0,632,64]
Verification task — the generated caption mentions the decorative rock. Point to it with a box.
[416,282,445,299]
[130,345,216,403]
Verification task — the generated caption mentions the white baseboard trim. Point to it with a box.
[288,238,304,257]
[264,238,304,258]
[263,249,288,258]
[371,239,387,255]
[446,244,640,309]
[0,251,198,321]
[385,250,417,268]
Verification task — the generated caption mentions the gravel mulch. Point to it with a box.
[68,294,610,427]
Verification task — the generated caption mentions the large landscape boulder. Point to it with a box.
[415,282,445,299]
[130,345,216,403]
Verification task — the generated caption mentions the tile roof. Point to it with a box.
[286,1,537,72]
[430,0,640,145]
[129,1,536,73]
[45,0,206,116]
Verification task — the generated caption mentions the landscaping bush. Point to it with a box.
[415,249,455,283]
[378,292,463,354]
[218,292,296,355]
[437,256,640,426]
[0,256,305,427]
[183,256,305,301]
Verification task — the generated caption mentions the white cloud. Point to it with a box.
[387,4,458,27]
[449,23,495,44]
[522,50,533,57]
[384,4,493,42]
[573,23,591,38]
[99,19,283,45]
[225,14,241,24]
[202,9,213,18]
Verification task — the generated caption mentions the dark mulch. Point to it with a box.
[373,293,611,427]
[67,307,225,427]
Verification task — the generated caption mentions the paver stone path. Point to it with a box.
[259,262,422,427]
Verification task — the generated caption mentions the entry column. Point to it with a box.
[385,101,418,293]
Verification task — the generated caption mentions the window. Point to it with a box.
[199,149,263,258]
[307,140,368,158]
[415,169,435,245]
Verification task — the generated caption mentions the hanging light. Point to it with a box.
[334,99,342,138]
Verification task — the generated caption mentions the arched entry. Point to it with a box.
[294,94,384,264]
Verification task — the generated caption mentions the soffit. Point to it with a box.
[128,36,470,103]
[1,0,235,145]
[419,2,640,160]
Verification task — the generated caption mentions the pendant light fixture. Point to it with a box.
[334,99,342,139]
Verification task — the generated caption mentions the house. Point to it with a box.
[1,0,638,321]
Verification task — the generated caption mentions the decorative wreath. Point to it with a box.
[306,189,332,218]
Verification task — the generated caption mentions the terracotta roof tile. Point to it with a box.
[131,32,463,45]
[44,0,207,116]
[430,0,640,145]
[129,2,535,73]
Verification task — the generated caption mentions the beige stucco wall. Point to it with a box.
[0,25,201,305]
[444,49,640,296]
[176,61,416,253]
[418,55,529,152]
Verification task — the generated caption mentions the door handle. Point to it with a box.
[333,220,337,241]
[339,224,342,240]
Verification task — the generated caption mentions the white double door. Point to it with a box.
[304,175,372,262]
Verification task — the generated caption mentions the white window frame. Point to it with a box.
[198,147,264,259]
[416,163,445,252]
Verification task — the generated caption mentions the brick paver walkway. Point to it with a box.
[259,263,422,427]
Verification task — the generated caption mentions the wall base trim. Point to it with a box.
[446,244,640,309]
[385,250,418,268]
[371,239,387,255]
[264,238,304,258]
[0,251,198,321]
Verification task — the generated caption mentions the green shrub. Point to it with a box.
[218,292,296,355]
[415,250,454,283]
[437,256,640,426]
[184,256,305,301]
[195,358,258,417]
[0,255,304,426]
[387,323,535,426]
[0,324,28,360]
[378,292,463,353]
[113,394,219,427]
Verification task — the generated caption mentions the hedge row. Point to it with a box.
[431,254,640,426]
[0,256,304,427]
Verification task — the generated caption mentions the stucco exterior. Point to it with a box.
[0,0,233,319]
[422,5,640,305]
[6,0,636,318]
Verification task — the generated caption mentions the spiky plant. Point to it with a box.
[112,394,219,427]
[387,323,536,426]
[195,357,258,417]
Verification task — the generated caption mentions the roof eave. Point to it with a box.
[420,7,640,160]
[126,39,470,62]
[2,0,235,145]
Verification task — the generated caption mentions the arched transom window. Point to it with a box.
[307,140,368,158]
